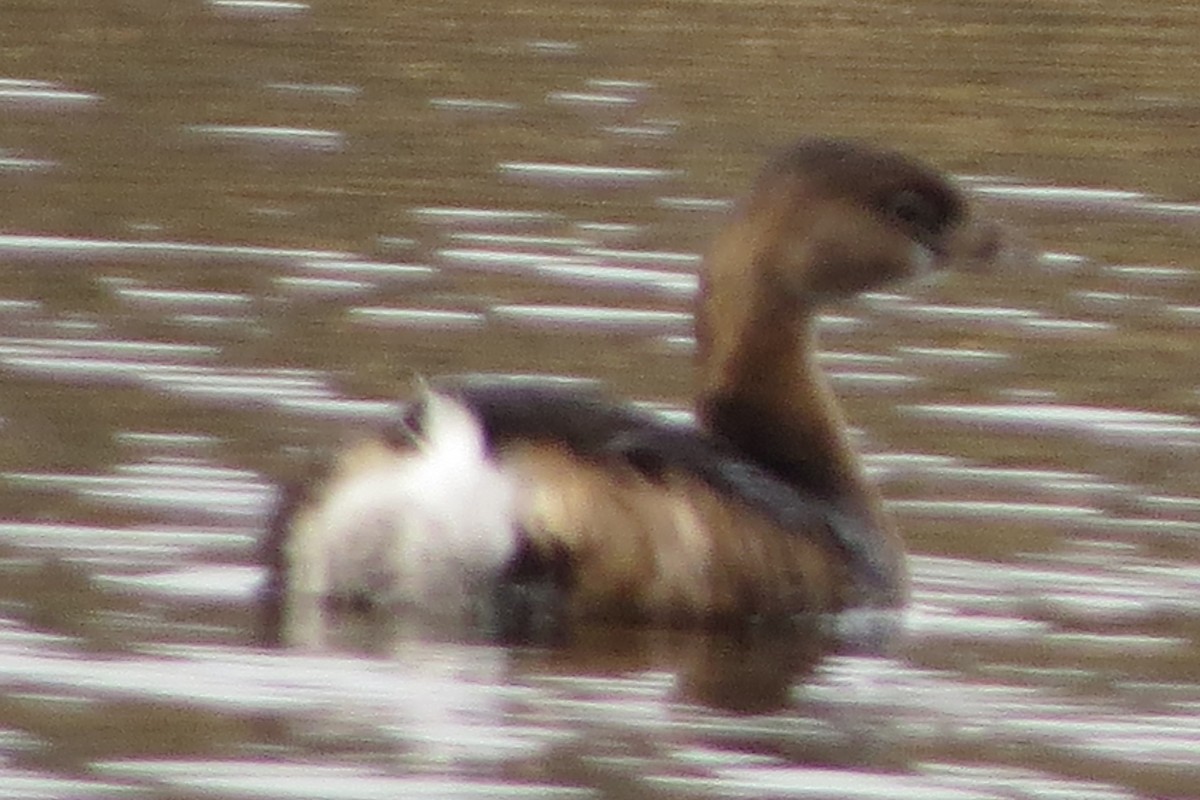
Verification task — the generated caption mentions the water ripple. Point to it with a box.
[0,234,350,266]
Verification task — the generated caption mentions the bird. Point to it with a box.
[262,137,1004,640]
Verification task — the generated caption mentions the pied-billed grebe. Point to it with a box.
[264,137,1002,635]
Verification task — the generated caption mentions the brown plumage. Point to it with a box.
[263,137,1004,639]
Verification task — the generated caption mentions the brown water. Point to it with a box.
[2,1,1199,798]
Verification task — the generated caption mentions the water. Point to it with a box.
[2,1,1199,798]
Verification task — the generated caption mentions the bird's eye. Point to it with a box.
[881,189,949,244]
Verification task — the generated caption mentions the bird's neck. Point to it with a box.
[698,303,862,504]
[693,218,888,533]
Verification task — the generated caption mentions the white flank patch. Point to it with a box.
[287,391,519,616]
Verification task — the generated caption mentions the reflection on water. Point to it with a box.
[2,0,1200,798]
